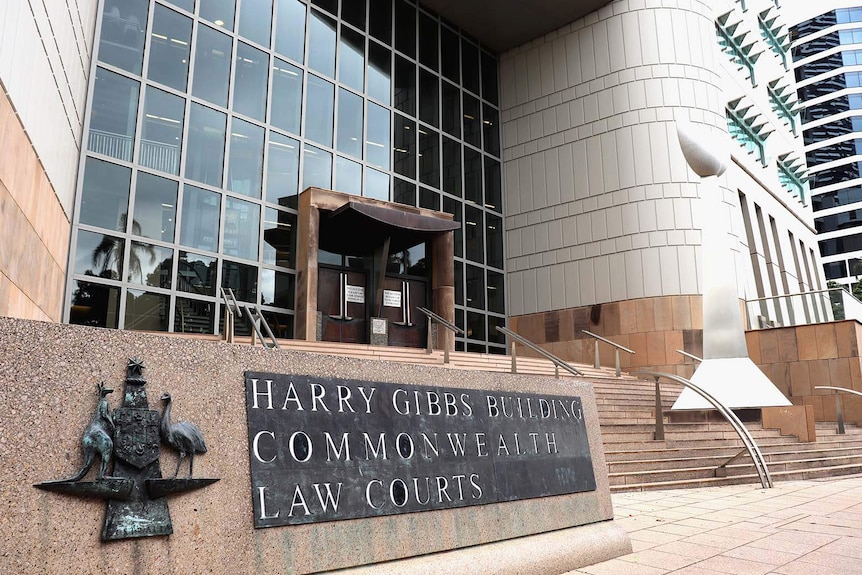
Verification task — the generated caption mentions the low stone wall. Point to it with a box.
[0,317,629,574]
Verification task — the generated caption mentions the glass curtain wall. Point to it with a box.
[67,0,504,352]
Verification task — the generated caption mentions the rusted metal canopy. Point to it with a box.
[319,201,459,255]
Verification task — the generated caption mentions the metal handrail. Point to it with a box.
[581,330,635,377]
[635,370,773,489]
[496,326,584,378]
[219,287,280,349]
[676,349,703,362]
[814,386,862,435]
[416,306,463,364]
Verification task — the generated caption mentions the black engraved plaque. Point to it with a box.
[245,372,596,527]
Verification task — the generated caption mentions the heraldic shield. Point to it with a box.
[113,408,161,469]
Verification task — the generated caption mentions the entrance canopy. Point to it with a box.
[320,201,460,255]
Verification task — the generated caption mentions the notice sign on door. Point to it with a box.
[344,285,365,303]
[382,290,402,307]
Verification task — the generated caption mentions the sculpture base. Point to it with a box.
[671,357,791,410]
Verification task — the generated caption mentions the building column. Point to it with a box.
[294,192,320,341]
[431,231,455,351]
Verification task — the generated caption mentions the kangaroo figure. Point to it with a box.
[67,382,115,481]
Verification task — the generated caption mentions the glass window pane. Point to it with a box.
[483,103,500,156]
[140,87,184,175]
[394,114,415,178]
[454,261,463,304]
[125,290,169,331]
[366,103,390,169]
[228,118,265,198]
[481,51,498,105]
[178,251,217,295]
[442,136,461,197]
[224,196,261,260]
[175,297,215,333]
[443,197,462,257]
[75,229,125,279]
[185,103,226,187]
[418,69,438,127]
[393,177,415,206]
[98,0,148,74]
[128,242,173,288]
[336,156,362,195]
[88,68,139,162]
[394,56,415,116]
[262,310,293,337]
[465,265,484,310]
[148,5,192,91]
[464,147,481,204]
[263,208,296,267]
[165,0,194,12]
[487,315,505,344]
[261,268,295,307]
[418,128,439,187]
[418,12,438,71]
[441,27,459,83]
[234,42,269,121]
[463,93,480,148]
[306,75,334,147]
[368,42,391,104]
[486,214,503,269]
[311,0,336,15]
[342,0,366,30]
[192,24,232,107]
[394,0,415,57]
[133,172,177,242]
[200,0,235,31]
[461,39,479,95]
[369,0,391,45]
[337,88,363,158]
[484,157,501,211]
[239,0,272,47]
[442,81,460,138]
[222,260,258,302]
[419,187,439,210]
[366,168,390,200]
[465,205,484,263]
[79,157,131,231]
[274,0,305,63]
[271,59,302,135]
[339,26,365,92]
[308,9,336,78]
[69,281,120,328]
[266,131,300,205]
[180,184,221,252]
[302,144,332,190]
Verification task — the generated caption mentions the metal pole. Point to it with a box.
[594,339,600,369]
[614,349,621,377]
[837,393,846,435]
[554,365,559,379]
[510,341,517,374]
[426,319,433,354]
[444,345,450,365]
[654,376,665,441]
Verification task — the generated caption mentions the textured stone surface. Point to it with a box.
[0,317,626,574]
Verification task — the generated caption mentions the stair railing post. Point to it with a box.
[836,393,846,435]
[554,364,559,379]
[510,341,517,374]
[653,376,665,441]
[444,345,450,365]
[614,349,621,377]
[426,320,433,355]
[594,339,600,369]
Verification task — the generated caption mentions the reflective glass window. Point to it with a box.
[442,137,461,197]
[175,297,215,333]
[224,196,261,260]
[394,114,415,178]
[487,315,505,344]
[339,26,365,92]
[336,156,362,195]
[440,27,459,82]
[222,260,258,302]
[185,103,226,187]
[266,132,300,205]
[271,59,303,135]
[394,0,415,58]
[337,88,363,159]
[419,187,439,210]
[148,5,192,91]
[311,0,337,14]
[366,103,390,169]
[484,157,501,211]
[463,93,480,147]
[180,184,221,252]
[418,12,438,71]
[98,0,148,74]
[465,205,483,263]
[261,268,295,307]
[200,0,235,30]
[369,0,391,45]
[466,311,485,341]
[465,264,485,310]
[418,69,438,127]
[239,0,272,47]
[443,196,462,256]
[342,0,366,30]
[125,290,169,331]
[234,42,269,121]
[418,128,439,187]
[263,208,296,267]
[178,251,217,295]
[302,144,332,190]
[133,172,177,242]
[481,51,498,104]
[127,242,173,288]
[486,214,503,269]
[165,0,194,12]
[274,0,305,63]
[140,87,184,175]
[88,68,139,162]
[368,42,391,104]
[454,260,463,303]
[69,281,120,328]
[308,9,337,78]
[394,56,415,115]
[393,177,415,206]
[442,81,460,138]
[461,39,479,95]
[192,24,232,107]
[75,229,125,280]
[79,157,131,231]
[228,118,265,198]
[306,75,334,147]
[366,169,390,200]
[464,147,481,204]
[482,104,500,156]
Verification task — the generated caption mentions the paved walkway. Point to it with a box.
[572,475,862,574]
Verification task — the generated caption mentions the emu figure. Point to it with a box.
[160,392,208,478]
[67,382,115,481]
